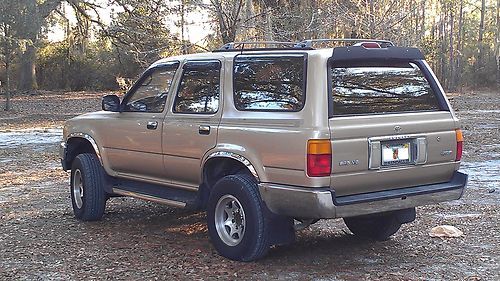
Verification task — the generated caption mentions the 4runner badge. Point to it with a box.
[339,159,360,166]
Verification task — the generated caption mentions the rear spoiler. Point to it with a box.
[331,46,425,62]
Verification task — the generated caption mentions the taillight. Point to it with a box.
[307,139,332,177]
[455,129,464,161]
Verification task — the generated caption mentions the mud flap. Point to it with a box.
[264,203,296,246]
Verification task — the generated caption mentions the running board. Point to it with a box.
[112,188,187,208]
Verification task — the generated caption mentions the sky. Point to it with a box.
[48,1,213,45]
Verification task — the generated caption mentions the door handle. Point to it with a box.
[199,125,211,135]
[147,121,158,130]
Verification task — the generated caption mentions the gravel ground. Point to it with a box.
[0,90,499,280]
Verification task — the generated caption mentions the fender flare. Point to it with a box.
[203,151,260,182]
[66,132,103,165]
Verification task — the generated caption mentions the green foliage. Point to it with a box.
[37,40,119,90]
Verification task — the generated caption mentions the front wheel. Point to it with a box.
[207,174,270,261]
[70,153,107,221]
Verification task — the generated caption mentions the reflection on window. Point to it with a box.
[174,62,220,114]
[331,63,440,115]
[124,63,179,112]
[233,55,306,111]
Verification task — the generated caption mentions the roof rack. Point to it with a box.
[214,38,395,52]
[294,39,394,48]
[215,41,302,52]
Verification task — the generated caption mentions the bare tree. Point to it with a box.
[0,0,23,110]
[477,0,486,70]
[496,0,500,83]
[209,0,245,44]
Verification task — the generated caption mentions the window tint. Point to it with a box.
[233,55,306,111]
[123,63,179,112]
[330,63,441,116]
[173,61,221,114]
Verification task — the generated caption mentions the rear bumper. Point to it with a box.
[259,171,467,219]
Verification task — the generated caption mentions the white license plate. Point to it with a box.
[382,142,411,166]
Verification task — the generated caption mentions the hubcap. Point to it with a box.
[214,195,246,246]
[72,169,84,209]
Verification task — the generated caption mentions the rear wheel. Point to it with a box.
[344,213,402,241]
[207,174,270,261]
[70,153,107,221]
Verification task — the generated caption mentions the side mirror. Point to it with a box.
[102,95,121,112]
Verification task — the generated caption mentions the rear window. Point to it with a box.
[233,54,306,111]
[330,63,441,116]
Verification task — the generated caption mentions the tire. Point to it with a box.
[70,153,107,221]
[344,213,402,241]
[207,174,269,261]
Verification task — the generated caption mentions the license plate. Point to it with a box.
[382,141,411,166]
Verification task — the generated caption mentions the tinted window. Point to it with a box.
[233,55,306,111]
[330,63,441,115]
[173,61,220,114]
[123,63,179,112]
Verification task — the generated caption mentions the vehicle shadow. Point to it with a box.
[88,199,412,266]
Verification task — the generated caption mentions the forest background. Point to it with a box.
[0,0,499,111]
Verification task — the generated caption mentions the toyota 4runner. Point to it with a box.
[60,39,468,261]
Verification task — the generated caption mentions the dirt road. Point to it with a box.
[0,91,498,280]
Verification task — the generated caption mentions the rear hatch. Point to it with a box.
[328,46,460,196]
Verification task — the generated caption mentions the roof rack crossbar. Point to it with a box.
[294,39,395,48]
[218,41,297,51]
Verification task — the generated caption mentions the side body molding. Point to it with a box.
[204,151,260,181]
[67,132,103,165]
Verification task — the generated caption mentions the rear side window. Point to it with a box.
[233,54,306,111]
[174,60,221,114]
[330,63,440,116]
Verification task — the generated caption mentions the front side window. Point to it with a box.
[173,61,221,114]
[330,62,441,116]
[123,62,179,112]
[233,54,306,111]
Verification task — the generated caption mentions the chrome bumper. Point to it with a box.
[259,171,467,219]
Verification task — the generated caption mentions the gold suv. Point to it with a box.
[60,39,468,261]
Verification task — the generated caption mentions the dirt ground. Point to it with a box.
[0,91,498,280]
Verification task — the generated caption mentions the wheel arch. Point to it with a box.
[63,133,102,170]
[198,152,261,209]
[202,151,260,182]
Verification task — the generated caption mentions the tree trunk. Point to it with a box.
[369,0,374,38]
[5,60,11,111]
[19,44,38,91]
[439,3,446,85]
[265,8,273,41]
[477,0,486,69]
[180,0,187,54]
[449,6,455,90]
[496,0,500,83]
[455,0,464,89]
[420,0,425,45]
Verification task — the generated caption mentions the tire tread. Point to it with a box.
[71,153,106,221]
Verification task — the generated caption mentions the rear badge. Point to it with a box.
[339,159,360,166]
[441,150,453,156]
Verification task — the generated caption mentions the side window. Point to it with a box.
[173,61,221,114]
[123,62,179,112]
[233,55,306,111]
